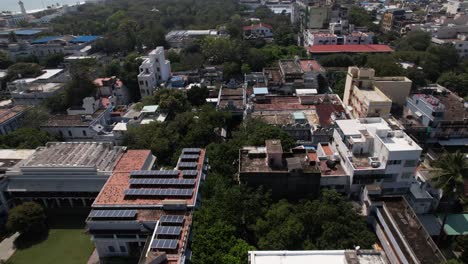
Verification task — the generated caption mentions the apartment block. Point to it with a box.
[363,195,445,264]
[403,84,468,146]
[87,148,208,263]
[238,140,321,199]
[332,118,422,194]
[138,47,171,97]
[344,67,412,118]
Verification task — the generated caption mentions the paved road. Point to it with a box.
[0,232,19,262]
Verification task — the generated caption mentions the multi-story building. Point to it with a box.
[8,69,68,106]
[403,84,468,146]
[87,148,207,263]
[238,139,321,199]
[303,31,373,46]
[217,86,246,117]
[332,118,422,194]
[381,9,416,34]
[137,47,171,97]
[41,97,113,141]
[3,142,125,209]
[343,67,412,118]
[363,195,445,264]
[446,0,468,15]
[248,249,388,264]
[94,77,131,106]
[0,105,29,135]
[247,94,348,144]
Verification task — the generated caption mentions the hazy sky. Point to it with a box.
[1,0,81,12]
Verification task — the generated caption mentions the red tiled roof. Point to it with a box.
[308,44,394,54]
[315,103,346,126]
[0,105,29,124]
[243,23,273,31]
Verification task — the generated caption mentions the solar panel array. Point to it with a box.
[125,188,193,197]
[156,226,182,236]
[182,170,198,177]
[129,178,196,186]
[160,215,185,224]
[151,239,179,249]
[180,154,200,160]
[177,162,198,168]
[89,210,137,219]
[130,170,179,177]
[182,148,201,154]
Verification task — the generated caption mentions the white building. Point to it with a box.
[248,250,388,264]
[303,30,373,47]
[243,23,274,39]
[446,0,468,15]
[3,142,125,209]
[332,118,422,194]
[41,97,113,141]
[137,47,171,97]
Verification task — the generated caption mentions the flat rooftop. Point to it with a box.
[218,88,244,111]
[359,87,391,102]
[42,109,106,127]
[0,149,35,171]
[93,149,205,207]
[249,250,387,264]
[252,95,346,126]
[240,147,319,173]
[279,60,303,75]
[383,198,445,264]
[10,82,65,94]
[0,105,29,124]
[20,142,125,171]
[436,91,468,121]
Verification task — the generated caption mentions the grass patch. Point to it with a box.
[6,213,94,264]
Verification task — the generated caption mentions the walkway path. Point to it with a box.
[87,249,99,264]
[0,232,19,262]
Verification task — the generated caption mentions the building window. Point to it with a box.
[108,246,115,253]
[82,130,87,137]
[68,130,72,137]
[404,160,418,167]
[120,246,126,252]
[59,131,63,138]
[139,81,144,85]
[388,160,401,165]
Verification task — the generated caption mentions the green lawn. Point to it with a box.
[7,228,94,264]
[6,212,95,264]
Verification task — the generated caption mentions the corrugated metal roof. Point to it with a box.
[69,35,99,43]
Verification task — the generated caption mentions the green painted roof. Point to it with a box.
[443,214,468,236]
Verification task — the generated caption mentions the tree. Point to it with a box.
[431,151,468,204]
[365,54,403,76]
[395,30,431,51]
[0,52,13,69]
[8,31,17,43]
[200,37,242,65]
[0,128,56,149]
[319,54,355,67]
[437,72,468,97]
[7,63,43,81]
[349,7,374,28]
[6,202,47,234]
[427,44,459,71]
[222,62,241,81]
[21,107,50,129]
[187,85,209,106]
[43,53,64,68]
[65,68,97,108]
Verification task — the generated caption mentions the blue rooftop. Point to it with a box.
[253,87,268,95]
[0,29,42,36]
[69,35,99,43]
[31,36,61,44]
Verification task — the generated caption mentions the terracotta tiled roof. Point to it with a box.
[243,23,273,31]
[0,105,29,124]
[308,44,393,54]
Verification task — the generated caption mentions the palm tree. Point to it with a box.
[432,151,468,203]
[431,151,468,242]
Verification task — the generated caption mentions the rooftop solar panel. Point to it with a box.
[160,215,185,224]
[151,239,179,249]
[124,189,193,197]
[130,170,179,177]
[89,210,137,219]
[177,162,198,169]
[129,178,196,186]
[156,226,182,236]
[182,148,201,154]
[180,154,200,160]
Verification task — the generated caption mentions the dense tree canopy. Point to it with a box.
[0,128,56,149]
[7,63,43,82]
[6,202,47,235]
